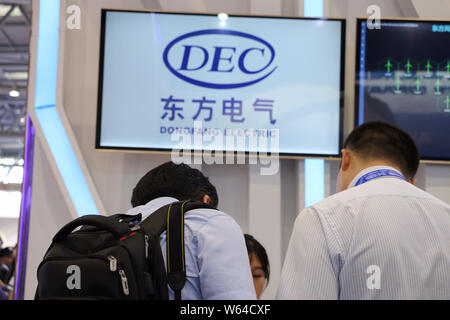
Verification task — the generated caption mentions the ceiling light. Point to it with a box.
[4,72,28,80]
[218,13,228,21]
[9,89,19,97]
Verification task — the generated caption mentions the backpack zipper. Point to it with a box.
[107,255,129,296]
[144,235,149,259]
[119,269,129,296]
[107,256,117,272]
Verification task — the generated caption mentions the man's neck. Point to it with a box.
[361,160,402,172]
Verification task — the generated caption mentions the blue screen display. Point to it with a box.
[356,19,450,161]
[97,11,344,156]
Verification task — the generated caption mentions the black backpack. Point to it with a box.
[35,200,212,300]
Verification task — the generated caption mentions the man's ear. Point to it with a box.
[202,194,211,204]
[341,149,352,172]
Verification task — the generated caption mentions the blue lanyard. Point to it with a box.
[354,169,407,187]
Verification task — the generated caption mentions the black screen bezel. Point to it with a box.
[96,10,346,159]
[354,17,450,163]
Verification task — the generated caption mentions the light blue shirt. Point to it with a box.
[126,197,256,300]
[277,166,450,300]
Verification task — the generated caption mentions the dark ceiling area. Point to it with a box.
[0,0,30,162]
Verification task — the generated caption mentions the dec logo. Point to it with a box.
[163,29,278,89]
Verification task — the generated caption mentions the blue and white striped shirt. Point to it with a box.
[277,166,450,299]
[126,197,256,300]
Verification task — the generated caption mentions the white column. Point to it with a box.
[248,164,281,300]
[411,0,450,19]
[246,0,282,301]
[423,164,450,204]
[249,0,281,15]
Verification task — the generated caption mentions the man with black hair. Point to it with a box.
[131,162,219,209]
[126,161,256,300]
[277,122,450,299]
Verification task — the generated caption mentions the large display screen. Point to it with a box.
[97,10,345,157]
[356,18,450,162]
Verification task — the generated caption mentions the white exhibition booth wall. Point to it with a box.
[24,0,450,299]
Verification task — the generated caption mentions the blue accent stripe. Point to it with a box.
[305,159,325,207]
[358,21,367,125]
[35,0,59,108]
[35,105,55,110]
[304,0,326,207]
[304,0,324,17]
[35,106,98,216]
[34,0,98,216]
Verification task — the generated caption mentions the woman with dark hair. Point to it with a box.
[244,234,270,299]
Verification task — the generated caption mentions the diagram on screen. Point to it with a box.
[357,20,450,160]
[373,57,450,113]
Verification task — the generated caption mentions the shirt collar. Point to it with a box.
[126,196,178,221]
[348,165,402,188]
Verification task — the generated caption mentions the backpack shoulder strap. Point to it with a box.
[139,200,214,300]
[165,201,185,300]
